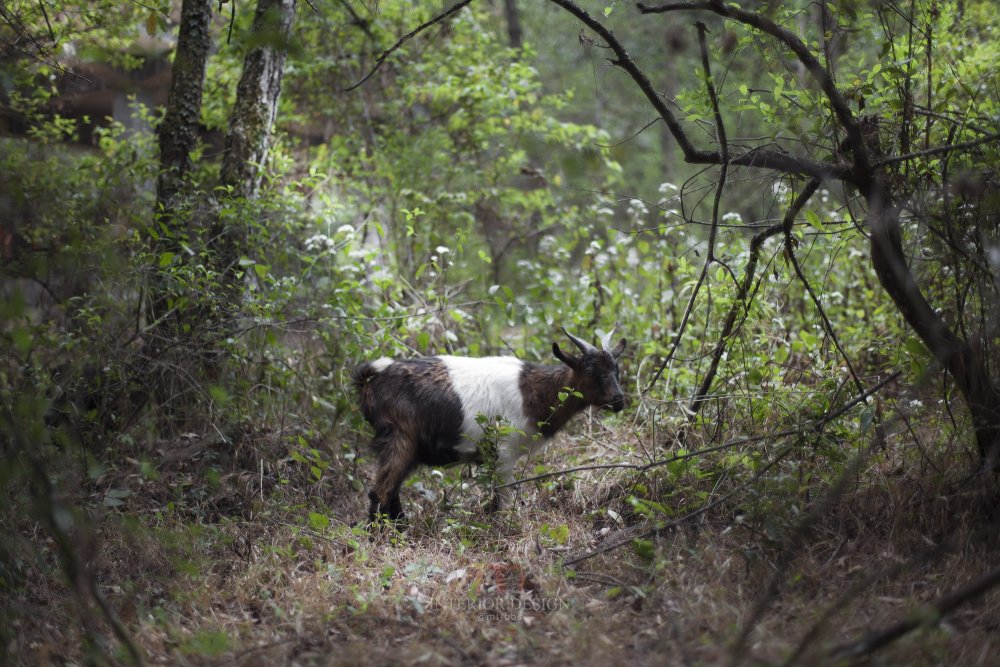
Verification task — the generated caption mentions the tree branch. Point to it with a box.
[783,194,867,397]
[873,131,1000,167]
[560,372,900,566]
[829,564,1000,662]
[343,0,473,92]
[638,0,1000,465]
[687,179,821,416]
[645,21,729,400]
[547,0,852,184]
[637,0,871,187]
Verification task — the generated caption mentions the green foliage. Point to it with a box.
[3,0,1000,662]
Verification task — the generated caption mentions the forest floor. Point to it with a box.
[8,413,1000,666]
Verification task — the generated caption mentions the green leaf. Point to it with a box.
[208,385,229,406]
[543,523,570,545]
[804,209,824,231]
[632,538,655,561]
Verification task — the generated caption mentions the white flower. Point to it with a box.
[435,245,450,254]
[722,211,743,222]
[627,199,648,216]
[336,224,355,236]
[305,234,334,251]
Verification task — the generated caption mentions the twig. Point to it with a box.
[636,0,870,179]
[781,528,962,667]
[686,182,822,417]
[783,196,866,398]
[547,0,851,183]
[508,371,900,492]
[560,372,900,566]
[8,420,145,665]
[563,442,796,567]
[343,0,474,92]
[873,131,1000,167]
[727,418,880,666]
[829,564,1000,662]
[644,21,727,397]
[272,520,355,551]
[499,435,784,489]
[335,0,376,41]
[36,0,55,46]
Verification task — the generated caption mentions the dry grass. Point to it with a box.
[6,414,1000,666]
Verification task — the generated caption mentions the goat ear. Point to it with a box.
[610,338,626,359]
[552,343,579,369]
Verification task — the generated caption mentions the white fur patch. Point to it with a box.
[370,357,394,373]
[438,356,534,455]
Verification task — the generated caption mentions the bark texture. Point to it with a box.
[503,0,523,49]
[219,0,297,198]
[213,0,296,288]
[156,0,212,210]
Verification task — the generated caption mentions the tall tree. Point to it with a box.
[219,0,297,198]
[503,0,523,49]
[214,0,297,284]
[155,0,213,214]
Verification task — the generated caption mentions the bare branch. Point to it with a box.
[547,0,852,184]
[873,131,1000,167]
[343,0,473,92]
[549,0,708,160]
[645,22,730,397]
[638,0,869,175]
[687,179,821,416]
[783,193,867,397]
[728,426,880,665]
[829,564,1000,662]
[561,372,900,566]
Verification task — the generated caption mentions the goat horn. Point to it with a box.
[601,328,615,352]
[562,327,597,353]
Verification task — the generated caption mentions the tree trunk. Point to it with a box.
[866,183,1000,467]
[503,0,523,49]
[148,0,212,328]
[155,0,212,212]
[214,0,296,283]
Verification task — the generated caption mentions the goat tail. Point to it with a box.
[351,357,392,393]
[351,362,377,393]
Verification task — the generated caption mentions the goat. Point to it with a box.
[352,328,626,524]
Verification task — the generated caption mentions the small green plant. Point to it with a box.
[539,523,570,546]
[472,413,519,511]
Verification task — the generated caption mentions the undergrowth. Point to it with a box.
[5,399,1000,666]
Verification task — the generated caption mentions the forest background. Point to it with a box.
[3,0,1000,664]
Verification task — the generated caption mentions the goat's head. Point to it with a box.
[552,327,627,412]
